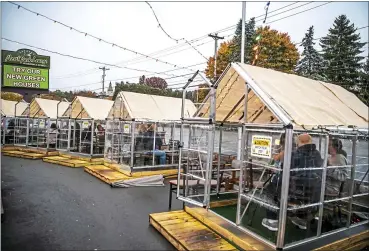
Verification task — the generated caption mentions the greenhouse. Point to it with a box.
[57,96,114,157]
[1,99,29,145]
[104,85,205,175]
[175,63,369,250]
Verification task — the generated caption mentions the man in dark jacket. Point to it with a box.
[143,124,166,165]
[262,133,323,231]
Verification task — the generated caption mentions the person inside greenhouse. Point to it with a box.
[262,133,323,232]
[143,123,166,165]
[326,138,348,198]
[46,123,59,149]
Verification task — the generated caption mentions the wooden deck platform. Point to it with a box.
[186,206,270,251]
[2,148,59,159]
[314,229,369,251]
[43,155,104,168]
[85,164,179,185]
[84,165,134,184]
[149,210,238,251]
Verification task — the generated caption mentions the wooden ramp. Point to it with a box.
[149,210,238,251]
[85,165,133,184]
[85,164,179,185]
[2,147,59,159]
[43,155,104,168]
[2,149,58,159]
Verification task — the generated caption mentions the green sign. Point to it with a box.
[2,49,50,90]
[3,64,49,89]
[2,49,50,68]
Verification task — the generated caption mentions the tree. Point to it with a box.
[196,84,210,104]
[144,77,168,89]
[358,58,369,105]
[1,92,23,101]
[229,18,256,63]
[251,26,300,73]
[205,41,233,80]
[296,26,325,80]
[319,15,366,90]
[74,90,97,98]
[139,75,146,84]
[113,81,194,101]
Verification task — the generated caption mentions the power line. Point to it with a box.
[38,2,322,78]
[2,37,185,78]
[294,25,369,46]
[115,2,314,68]
[121,1,326,66]
[109,2,313,65]
[7,1,198,73]
[265,2,332,25]
[145,1,208,60]
[50,63,206,90]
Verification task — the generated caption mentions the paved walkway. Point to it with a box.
[1,156,181,250]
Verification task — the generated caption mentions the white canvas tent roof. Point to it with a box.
[64,96,114,120]
[196,63,368,129]
[109,91,197,121]
[1,99,28,117]
[22,98,70,119]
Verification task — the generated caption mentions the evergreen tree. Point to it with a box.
[296,26,325,81]
[358,58,369,105]
[229,17,256,63]
[320,15,366,90]
[139,75,146,84]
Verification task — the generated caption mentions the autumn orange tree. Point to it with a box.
[205,25,300,78]
[205,41,233,80]
[1,92,23,101]
[251,26,299,73]
[195,83,210,104]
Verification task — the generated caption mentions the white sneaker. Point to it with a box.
[262,218,279,231]
[290,216,307,230]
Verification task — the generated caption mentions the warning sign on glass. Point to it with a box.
[251,135,272,159]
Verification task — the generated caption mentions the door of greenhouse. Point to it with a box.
[14,117,29,147]
[177,123,215,208]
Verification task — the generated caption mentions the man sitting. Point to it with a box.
[262,133,323,231]
[143,124,166,165]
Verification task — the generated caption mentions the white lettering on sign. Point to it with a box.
[12,67,41,75]
[13,82,40,88]
[23,76,46,81]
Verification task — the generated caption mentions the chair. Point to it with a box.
[324,181,346,227]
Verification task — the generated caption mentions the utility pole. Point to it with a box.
[208,33,224,83]
[241,2,246,64]
[99,66,110,97]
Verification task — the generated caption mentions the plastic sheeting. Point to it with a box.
[1,99,28,117]
[111,174,164,188]
[109,91,197,121]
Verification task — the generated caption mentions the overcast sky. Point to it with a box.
[1,1,368,93]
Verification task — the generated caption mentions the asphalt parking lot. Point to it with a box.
[1,155,182,250]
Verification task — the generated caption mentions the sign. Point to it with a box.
[3,65,49,89]
[2,49,50,90]
[2,49,50,68]
[251,135,272,159]
[39,120,45,129]
[82,121,90,129]
[123,124,130,134]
